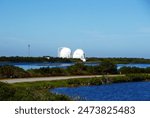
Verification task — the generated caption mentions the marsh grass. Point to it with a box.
[1,74,150,101]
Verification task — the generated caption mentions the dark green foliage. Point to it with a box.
[111,74,150,83]
[67,79,82,86]
[67,63,90,75]
[1,73,150,100]
[2,56,150,64]
[2,61,150,80]
[87,57,150,64]
[0,82,16,100]
[111,76,129,83]
[67,77,103,86]
[88,78,102,85]
[1,62,150,79]
[12,88,70,101]
[126,74,150,82]
[0,65,30,78]
[28,67,69,77]
[0,62,118,78]
[119,67,150,74]
[1,56,150,79]
[67,78,89,86]
[0,56,72,63]
[0,82,70,101]
[29,62,118,77]
[97,60,118,74]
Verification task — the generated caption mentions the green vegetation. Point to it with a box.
[28,67,69,77]
[95,60,118,74]
[110,74,150,83]
[0,65,30,78]
[0,56,82,63]
[87,57,150,64]
[1,61,150,79]
[119,67,150,74]
[0,56,73,63]
[1,56,150,64]
[0,82,70,101]
[0,61,117,78]
[1,60,150,79]
[1,58,150,100]
[1,74,150,101]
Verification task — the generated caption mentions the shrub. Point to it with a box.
[67,63,89,75]
[119,67,145,74]
[67,79,81,86]
[0,65,30,78]
[0,82,70,101]
[97,60,118,74]
[89,78,102,85]
[111,76,129,83]
[0,82,16,100]
[126,74,150,82]
[28,67,69,77]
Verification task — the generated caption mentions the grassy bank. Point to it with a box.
[0,61,118,78]
[2,61,150,79]
[1,74,150,101]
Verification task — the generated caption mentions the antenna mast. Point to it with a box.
[28,44,30,57]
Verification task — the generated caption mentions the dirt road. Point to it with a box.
[0,75,124,84]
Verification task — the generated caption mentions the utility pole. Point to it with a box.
[28,44,30,57]
[27,44,31,70]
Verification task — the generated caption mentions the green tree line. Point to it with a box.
[0,61,117,78]
[1,56,150,64]
[0,56,73,63]
[1,61,150,79]
[86,57,150,64]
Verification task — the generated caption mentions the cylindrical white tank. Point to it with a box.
[73,49,86,62]
[58,47,71,58]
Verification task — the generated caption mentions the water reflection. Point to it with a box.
[51,82,150,101]
[1,62,150,70]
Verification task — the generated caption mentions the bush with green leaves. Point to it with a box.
[0,82,16,100]
[0,82,70,101]
[67,63,90,75]
[0,65,30,78]
[96,60,118,74]
[119,67,150,74]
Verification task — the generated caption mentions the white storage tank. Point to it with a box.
[73,49,86,62]
[58,47,71,58]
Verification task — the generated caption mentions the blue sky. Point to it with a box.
[0,0,150,58]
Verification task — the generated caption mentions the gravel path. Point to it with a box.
[0,75,124,84]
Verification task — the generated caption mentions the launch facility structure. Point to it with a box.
[58,47,86,62]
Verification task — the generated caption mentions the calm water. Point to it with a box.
[51,82,150,101]
[117,63,150,69]
[0,62,74,70]
[1,62,150,70]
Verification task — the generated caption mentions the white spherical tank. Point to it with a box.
[73,49,86,62]
[58,47,71,58]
